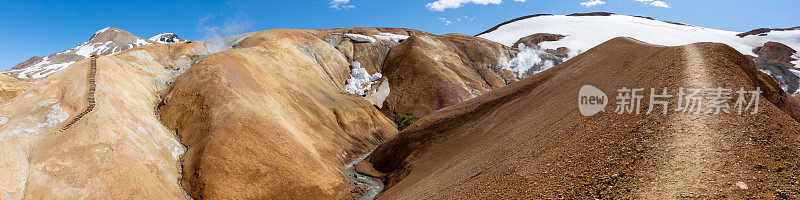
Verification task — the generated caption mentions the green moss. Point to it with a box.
[394,113,419,131]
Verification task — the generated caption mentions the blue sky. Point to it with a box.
[1,0,799,70]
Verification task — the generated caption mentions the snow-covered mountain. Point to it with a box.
[3,27,187,80]
[478,13,800,93]
[149,33,187,44]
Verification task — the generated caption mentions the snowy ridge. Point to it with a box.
[3,27,187,80]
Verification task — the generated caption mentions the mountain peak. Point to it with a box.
[2,26,183,80]
[88,26,142,44]
[149,33,188,44]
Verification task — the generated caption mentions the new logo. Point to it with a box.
[578,85,608,116]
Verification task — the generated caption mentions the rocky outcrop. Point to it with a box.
[567,12,614,16]
[749,41,800,93]
[362,38,800,199]
[11,56,43,70]
[737,26,800,38]
[512,33,565,48]
[754,41,797,65]
[750,57,800,93]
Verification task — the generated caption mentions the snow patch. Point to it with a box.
[790,69,800,78]
[343,34,376,43]
[37,104,69,128]
[134,38,153,46]
[790,68,800,94]
[500,44,576,77]
[29,61,74,79]
[344,62,382,96]
[7,56,74,79]
[73,41,112,58]
[0,116,8,125]
[759,68,772,76]
[373,33,409,42]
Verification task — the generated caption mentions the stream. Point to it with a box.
[343,153,384,200]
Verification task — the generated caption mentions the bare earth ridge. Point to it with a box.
[363,37,800,199]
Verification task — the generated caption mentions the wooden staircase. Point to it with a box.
[60,56,98,132]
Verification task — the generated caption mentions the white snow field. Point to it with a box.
[373,33,410,43]
[479,14,800,64]
[480,14,800,93]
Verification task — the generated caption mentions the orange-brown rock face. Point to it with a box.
[365,38,800,199]
[380,33,512,118]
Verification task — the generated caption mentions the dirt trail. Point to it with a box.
[642,45,731,198]
[60,56,97,132]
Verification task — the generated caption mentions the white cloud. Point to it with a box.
[426,0,525,12]
[439,17,454,25]
[330,0,355,10]
[438,16,474,25]
[635,0,670,8]
[579,0,606,7]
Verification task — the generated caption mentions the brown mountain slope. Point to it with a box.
[362,37,800,199]
[0,74,30,104]
[156,28,519,199]
[158,29,399,199]
[381,34,512,118]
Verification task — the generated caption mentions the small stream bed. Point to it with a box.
[343,153,384,200]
